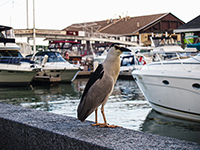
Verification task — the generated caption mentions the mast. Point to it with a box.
[33,0,36,53]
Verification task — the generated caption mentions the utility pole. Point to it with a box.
[26,0,29,29]
[26,0,30,43]
[33,0,36,53]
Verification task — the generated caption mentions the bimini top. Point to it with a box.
[0,25,12,32]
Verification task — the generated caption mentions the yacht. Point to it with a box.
[132,52,200,121]
[29,50,83,82]
[0,25,41,86]
[94,47,152,77]
[119,47,152,76]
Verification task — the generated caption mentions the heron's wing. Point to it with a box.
[81,64,104,101]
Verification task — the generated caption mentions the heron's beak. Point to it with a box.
[118,46,131,52]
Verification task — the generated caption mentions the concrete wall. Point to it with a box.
[0,103,200,150]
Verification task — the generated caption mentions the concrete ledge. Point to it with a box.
[0,103,200,150]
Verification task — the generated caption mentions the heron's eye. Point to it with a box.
[114,45,119,50]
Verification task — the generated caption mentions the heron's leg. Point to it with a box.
[95,108,98,124]
[99,105,121,128]
[92,108,104,126]
[101,105,107,125]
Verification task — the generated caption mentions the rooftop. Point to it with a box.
[174,15,200,33]
[63,12,184,36]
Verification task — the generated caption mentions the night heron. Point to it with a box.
[77,44,131,127]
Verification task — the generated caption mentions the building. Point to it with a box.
[15,12,185,52]
[174,15,200,48]
[62,12,184,50]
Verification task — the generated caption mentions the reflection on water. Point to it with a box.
[141,110,200,144]
[0,78,199,144]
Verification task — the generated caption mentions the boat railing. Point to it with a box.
[0,38,15,44]
[151,52,200,71]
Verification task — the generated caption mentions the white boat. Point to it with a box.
[132,52,200,121]
[16,42,32,57]
[29,50,83,82]
[119,55,146,76]
[94,46,152,76]
[0,25,41,86]
[119,47,153,76]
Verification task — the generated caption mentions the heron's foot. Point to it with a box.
[92,123,105,126]
[100,124,121,128]
[92,123,121,128]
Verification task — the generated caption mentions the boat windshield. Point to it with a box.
[0,50,23,57]
[35,51,67,62]
[151,37,180,47]
[121,56,135,66]
[47,52,66,62]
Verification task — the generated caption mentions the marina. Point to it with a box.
[0,78,200,144]
[1,2,200,148]
[0,25,41,86]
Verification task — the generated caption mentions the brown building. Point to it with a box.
[63,12,184,48]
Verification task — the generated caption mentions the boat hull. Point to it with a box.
[133,72,200,121]
[0,70,38,86]
[35,68,80,82]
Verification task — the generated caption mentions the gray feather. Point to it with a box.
[77,73,114,122]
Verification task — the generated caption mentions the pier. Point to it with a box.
[1,103,199,149]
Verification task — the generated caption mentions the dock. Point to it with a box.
[77,70,93,78]
[33,76,61,82]
[1,103,199,149]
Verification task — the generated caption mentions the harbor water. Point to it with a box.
[0,78,200,144]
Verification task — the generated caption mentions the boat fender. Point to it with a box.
[41,55,48,67]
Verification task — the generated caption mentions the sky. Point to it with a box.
[1,0,200,30]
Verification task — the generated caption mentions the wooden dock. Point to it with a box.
[77,71,93,78]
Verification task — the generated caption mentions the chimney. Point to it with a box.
[137,22,140,28]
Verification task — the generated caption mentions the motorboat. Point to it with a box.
[94,46,152,76]
[28,49,83,82]
[0,25,41,86]
[119,47,153,77]
[94,47,136,64]
[132,51,200,121]
[119,55,146,76]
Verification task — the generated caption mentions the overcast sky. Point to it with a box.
[1,0,199,30]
